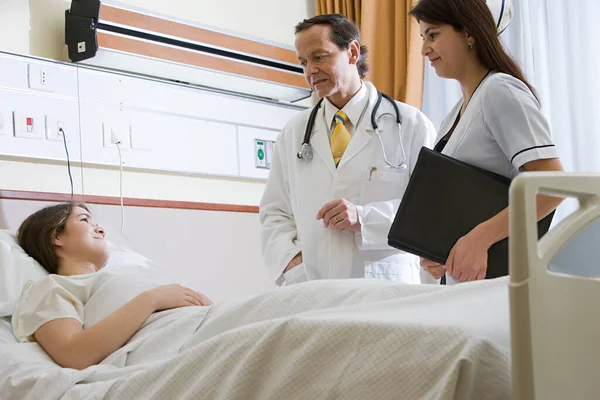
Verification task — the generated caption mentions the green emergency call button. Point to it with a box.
[258,149,265,160]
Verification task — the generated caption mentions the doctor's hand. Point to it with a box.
[316,199,361,232]
[284,252,303,273]
[419,257,446,280]
[445,229,491,282]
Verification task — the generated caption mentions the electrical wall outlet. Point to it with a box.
[103,123,130,149]
[46,117,71,141]
[28,64,54,92]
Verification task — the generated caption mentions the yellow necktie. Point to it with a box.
[330,110,351,167]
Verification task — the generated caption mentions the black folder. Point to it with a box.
[388,147,554,279]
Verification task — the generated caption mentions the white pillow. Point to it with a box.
[0,229,172,318]
[0,230,48,318]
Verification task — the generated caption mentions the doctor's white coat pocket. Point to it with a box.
[364,260,416,283]
[360,170,408,205]
[283,262,308,285]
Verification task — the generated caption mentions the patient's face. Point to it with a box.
[53,207,109,271]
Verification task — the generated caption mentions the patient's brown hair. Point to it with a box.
[17,202,89,274]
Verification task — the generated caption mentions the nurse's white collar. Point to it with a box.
[323,82,368,128]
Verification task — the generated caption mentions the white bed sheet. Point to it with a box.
[0,277,512,400]
[0,317,16,345]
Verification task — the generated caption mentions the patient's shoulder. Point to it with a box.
[15,272,109,319]
[36,272,105,295]
[11,275,90,342]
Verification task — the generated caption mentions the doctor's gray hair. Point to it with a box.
[295,14,370,79]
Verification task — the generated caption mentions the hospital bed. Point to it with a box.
[0,172,598,399]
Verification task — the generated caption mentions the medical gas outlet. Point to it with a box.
[255,139,274,169]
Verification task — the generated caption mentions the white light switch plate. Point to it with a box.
[0,110,13,135]
[28,64,55,92]
[130,125,153,150]
[13,112,44,139]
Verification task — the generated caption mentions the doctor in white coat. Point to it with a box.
[259,14,436,286]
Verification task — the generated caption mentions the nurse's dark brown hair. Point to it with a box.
[410,0,538,100]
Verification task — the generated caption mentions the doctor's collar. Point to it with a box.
[323,82,368,127]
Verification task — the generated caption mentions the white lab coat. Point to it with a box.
[259,81,436,285]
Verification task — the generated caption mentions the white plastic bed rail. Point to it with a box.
[509,172,600,400]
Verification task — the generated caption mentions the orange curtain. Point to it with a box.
[315,0,424,109]
[316,0,362,26]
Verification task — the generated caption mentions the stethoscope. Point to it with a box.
[297,88,407,170]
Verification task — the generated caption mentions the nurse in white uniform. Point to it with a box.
[410,0,565,284]
[259,14,436,286]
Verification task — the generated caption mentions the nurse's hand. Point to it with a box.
[316,199,361,232]
[419,258,446,280]
[445,230,490,282]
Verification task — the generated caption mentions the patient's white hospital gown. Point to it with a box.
[11,270,209,342]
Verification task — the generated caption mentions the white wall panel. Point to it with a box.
[79,103,239,176]
[0,53,81,163]
[0,53,78,97]
[0,90,81,162]
[77,67,302,131]
[0,52,305,181]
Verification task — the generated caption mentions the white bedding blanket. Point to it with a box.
[0,277,512,400]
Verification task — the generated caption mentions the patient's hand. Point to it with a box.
[420,258,446,280]
[445,229,490,282]
[146,284,212,311]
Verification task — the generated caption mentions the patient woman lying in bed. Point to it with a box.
[10,202,512,400]
[12,201,212,370]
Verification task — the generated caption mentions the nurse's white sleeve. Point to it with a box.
[355,114,436,250]
[482,77,558,169]
[11,277,83,343]
[259,134,301,285]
